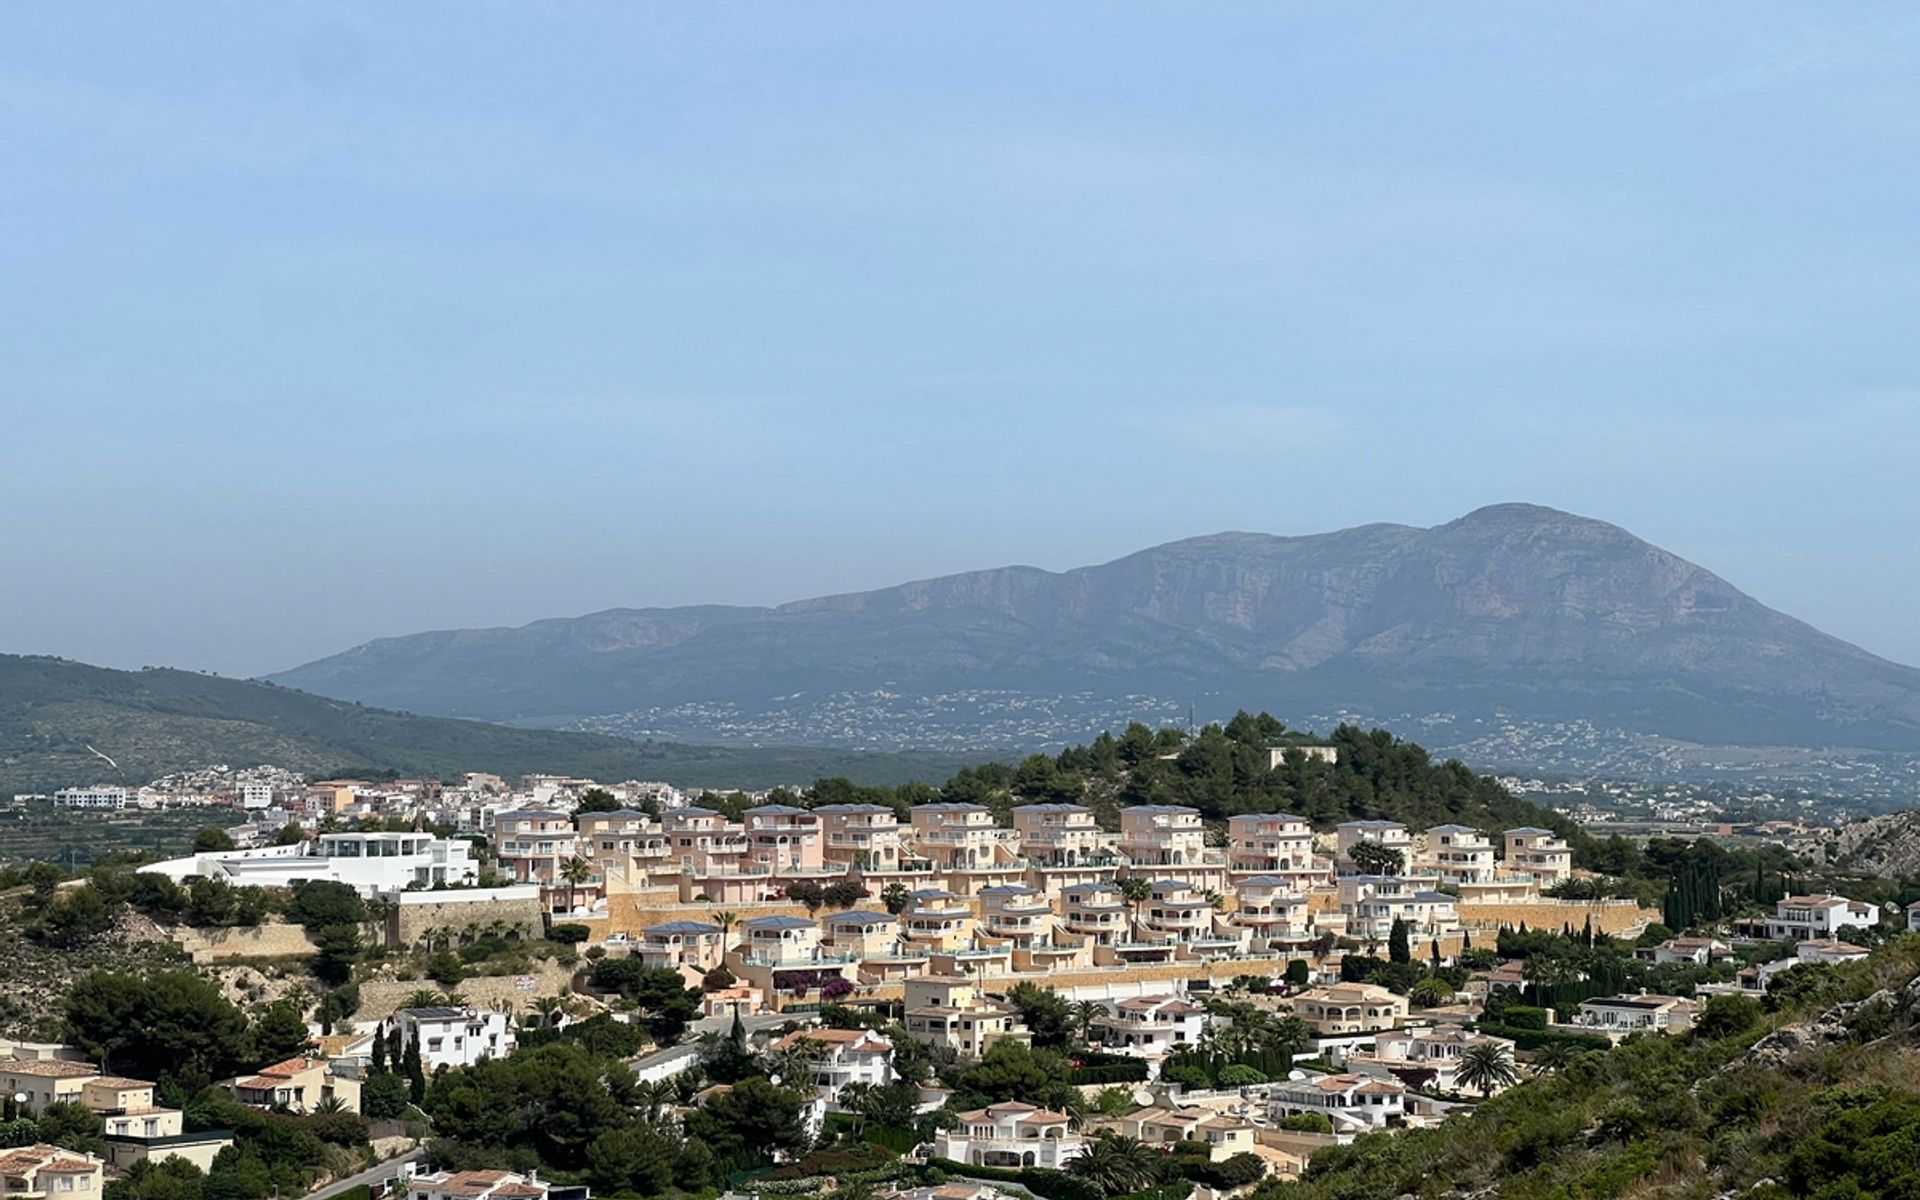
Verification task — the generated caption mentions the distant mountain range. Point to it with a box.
[270,504,1920,756]
[0,655,978,793]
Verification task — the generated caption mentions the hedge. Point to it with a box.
[1474,1023,1612,1054]
[1067,1061,1149,1084]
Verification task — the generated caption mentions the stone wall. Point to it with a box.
[356,956,579,1022]
[387,888,546,947]
[1457,898,1655,935]
[176,923,319,963]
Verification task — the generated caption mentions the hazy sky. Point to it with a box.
[5,6,1919,677]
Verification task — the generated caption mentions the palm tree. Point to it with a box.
[1118,877,1153,939]
[310,1096,348,1115]
[1072,1000,1108,1046]
[532,996,566,1026]
[1269,1016,1312,1061]
[710,910,739,948]
[1408,977,1455,1008]
[406,989,444,1009]
[1069,1135,1161,1194]
[560,856,593,913]
[1455,1041,1518,1098]
[1530,1041,1576,1074]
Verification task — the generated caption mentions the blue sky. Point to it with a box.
[4,5,1918,677]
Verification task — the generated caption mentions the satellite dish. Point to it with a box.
[1287,1070,1307,1082]
[1131,1088,1154,1106]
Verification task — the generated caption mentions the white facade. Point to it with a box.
[1765,894,1879,942]
[1574,995,1696,1034]
[1095,995,1209,1061]
[934,1101,1088,1169]
[53,787,128,810]
[769,1028,895,1110]
[391,1007,516,1070]
[140,834,476,897]
[1269,1073,1406,1133]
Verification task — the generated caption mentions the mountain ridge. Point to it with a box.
[267,504,1920,752]
[0,654,983,793]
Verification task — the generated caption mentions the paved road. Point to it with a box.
[308,1149,424,1200]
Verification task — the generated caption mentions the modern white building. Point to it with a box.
[389,1007,516,1071]
[1765,894,1880,942]
[139,833,477,897]
[53,787,128,810]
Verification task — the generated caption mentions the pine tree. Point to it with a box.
[403,1036,425,1104]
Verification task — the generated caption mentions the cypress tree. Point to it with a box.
[372,1024,389,1074]
[1388,917,1411,964]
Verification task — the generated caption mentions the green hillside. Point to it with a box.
[0,655,983,793]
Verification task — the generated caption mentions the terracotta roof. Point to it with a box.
[0,1060,99,1078]
[0,1145,101,1174]
[771,1029,893,1051]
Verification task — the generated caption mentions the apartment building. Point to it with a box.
[933,1102,1087,1169]
[1060,881,1129,948]
[912,803,1019,871]
[1349,889,1458,942]
[1011,804,1106,867]
[1502,828,1573,884]
[976,885,1055,948]
[1421,825,1496,886]
[821,910,902,960]
[1334,821,1411,868]
[490,811,578,894]
[740,915,831,966]
[742,805,825,873]
[1118,806,1206,867]
[1229,877,1313,944]
[576,810,671,885]
[1106,1094,1259,1162]
[661,808,750,875]
[635,920,728,972]
[900,889,977,952]
[1226,813,1314,872]
[816,804,903,871]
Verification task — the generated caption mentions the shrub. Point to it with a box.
[1217,1064,1268,1086]
[547,923,591,944]
[1278,1112,1334,1133]
[1503,1005,1550,1031]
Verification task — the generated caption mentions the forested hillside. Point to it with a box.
[1254,937,1920,1199]
[0,654,980,792]
[720,712,1584,847]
